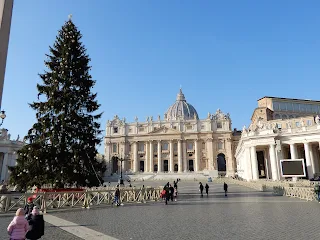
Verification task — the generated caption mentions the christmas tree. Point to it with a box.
[9,16,105,188]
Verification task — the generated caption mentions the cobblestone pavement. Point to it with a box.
[52,181,320,240]
[0,181,319,239]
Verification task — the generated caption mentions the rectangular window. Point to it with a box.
[218,141,223,150]
[139,127,145,132]
[276,123,282,129]
[293,104,300,112]
[306,104,312,113]
[113,143,117,153]
[186,125,193,130]
[300,104,306,112]
[217,122,222,128]
[307,120,312,126]
[113,127,118,133]
[187,143,193,150]
[162,143,169,150]
[154,144,158,152]
[280,102,287,111]
[201,125,205,130]
[128,128,132,133]
[173,126,177,130]
[138,142,144,152]
[312,105,318,113]
[286,103,293,111]
[295,122,300,127]
[174,143,178,151]
[273,102,280,111]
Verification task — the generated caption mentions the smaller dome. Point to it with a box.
[165,89,199,121]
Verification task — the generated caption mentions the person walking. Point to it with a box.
[26,206,45,240]
[205,183,209,196]
[199,182,204,197]
[7,208,29,240]
[169,184,174,201]
[223,182,228,196]
[164,185,170,205]
[173,187,178,201]
[24,197,35,219]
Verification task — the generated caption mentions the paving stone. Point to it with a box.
[50,182,320,240]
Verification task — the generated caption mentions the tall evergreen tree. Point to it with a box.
[9,17,105,188]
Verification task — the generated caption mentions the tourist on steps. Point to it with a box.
[199,182,204,197]
[26,206,45,240]
[205,183,209,196]
[7,208,29,240]
[224,182,228,196]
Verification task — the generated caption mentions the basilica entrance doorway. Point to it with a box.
[112,156,118,174]
[163,160,169,172]
[188,160,194,171]
[154,164,158,172]
[174,164,178,172]
[217,153,226,172]
[257,151,266,178]
[139,161,144,172]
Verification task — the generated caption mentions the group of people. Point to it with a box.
[160,180,179,205]
[199,182,229,197]
[7,197,44,240]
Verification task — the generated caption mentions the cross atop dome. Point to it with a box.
[176,87,186,101]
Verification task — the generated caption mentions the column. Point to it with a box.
[245,147,252,180]
[133,142,138,172]
[0,152,8,181]
[226,138,234,176]
[183,141,187,171]
[145,141,149,172]
[250,146,259,180]
[309,145,317,176]
[304,142,314,179]
[169,140,174,172]
[0,0,14,108]
[178,140,182,172]
[149,141,154,172]
[290,143,298,159]
[206,138,213,170]
[157,141,162,172]
[269,143,279,181]
[195,140,200,172]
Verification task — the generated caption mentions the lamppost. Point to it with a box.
[118,148,129,185]
[0,110,6,126]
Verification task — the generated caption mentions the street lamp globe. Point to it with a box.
[0,110,6,126]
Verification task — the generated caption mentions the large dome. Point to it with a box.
[165,89,199,121]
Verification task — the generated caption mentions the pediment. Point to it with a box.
[149,126,181,135]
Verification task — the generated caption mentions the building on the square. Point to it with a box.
[104,89,241,177]
[0,128,24,182]
[236,96,320,181]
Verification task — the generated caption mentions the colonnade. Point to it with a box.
[125,139,207,173]
[245,141,320,181]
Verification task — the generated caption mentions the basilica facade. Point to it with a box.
[104,89,240,177]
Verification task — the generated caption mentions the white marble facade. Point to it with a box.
[105,89,240,176]
[236,115,320,181]
[0,128,24,182]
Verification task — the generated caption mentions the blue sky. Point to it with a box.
[3,0,320,154]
